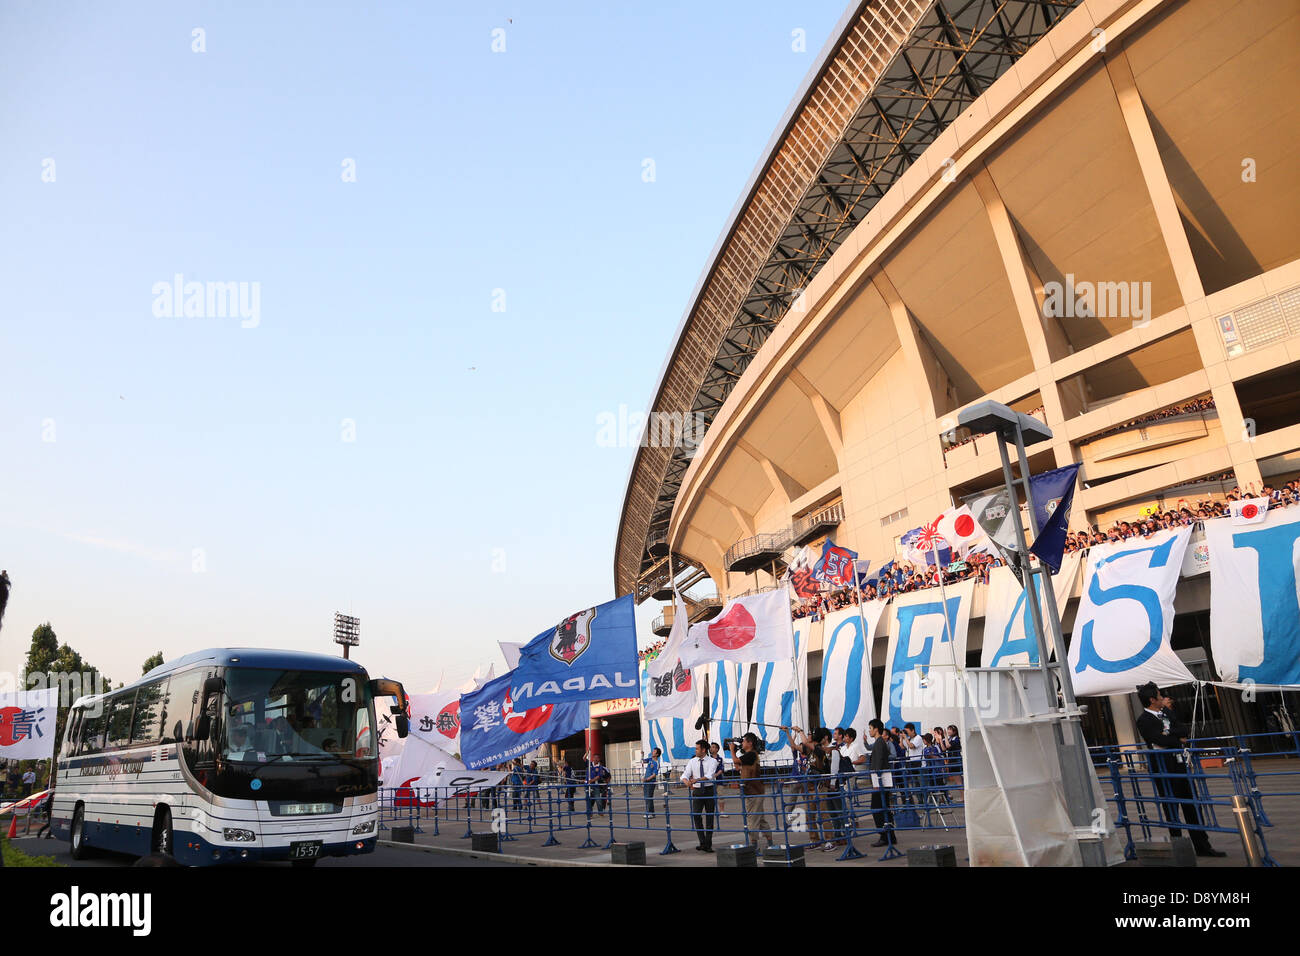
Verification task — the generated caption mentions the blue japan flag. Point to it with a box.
[1028,463,1081,572]
[459,670,588,770]
[509,593,640,707]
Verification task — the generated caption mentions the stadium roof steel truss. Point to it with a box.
[618,0,1081,600]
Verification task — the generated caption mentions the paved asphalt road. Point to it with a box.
[6,835,518,867]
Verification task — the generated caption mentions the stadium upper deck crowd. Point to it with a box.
[636,477,1300,639]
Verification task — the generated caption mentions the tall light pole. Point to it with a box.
[333,612,360,660]
[957,400,1105,866]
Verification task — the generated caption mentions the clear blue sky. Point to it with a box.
[0,1,846,693]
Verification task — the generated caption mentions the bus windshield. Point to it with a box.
[222,668,375,762]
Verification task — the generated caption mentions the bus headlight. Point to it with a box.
[223,827,257,842]
[351,820,375,835]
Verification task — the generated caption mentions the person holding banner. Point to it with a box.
[1135,684,1225,858]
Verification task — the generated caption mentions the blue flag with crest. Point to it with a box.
[509,593,640,707]
[1028,463,1081,572]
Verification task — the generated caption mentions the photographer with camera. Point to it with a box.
[729,732,772,849]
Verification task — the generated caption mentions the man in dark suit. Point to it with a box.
[866,719,895,848]
[1135,683,1225,858]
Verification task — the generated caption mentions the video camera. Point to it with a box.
[725,736,764,753]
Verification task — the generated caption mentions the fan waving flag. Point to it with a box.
[936,505,987,554]
[1028,463,1081,572]
[509,593,640,707]
[901,522,952,566]
[679,587,794,669]
[813,540,858,587]
[459,670,587,770]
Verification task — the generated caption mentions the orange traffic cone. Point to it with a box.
[6,812,17,839]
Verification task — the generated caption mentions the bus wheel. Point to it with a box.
[291,858,318,868]
[153,807,174,858]
[70,805,91,860]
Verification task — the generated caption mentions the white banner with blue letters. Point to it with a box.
[980,551,1081,667]
[747,615,809,763]
[818,601,885,734]
[1205,509,1300,688]
[882,579,974,729]
[1068,526,1196,696]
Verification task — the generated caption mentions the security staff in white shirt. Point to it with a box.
[680,739,721,852]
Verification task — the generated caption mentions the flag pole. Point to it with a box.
[932,535,1029,863]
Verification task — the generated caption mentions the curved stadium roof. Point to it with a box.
[616,0,1082,599]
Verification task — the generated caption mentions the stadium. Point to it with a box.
[614,0,1300,752]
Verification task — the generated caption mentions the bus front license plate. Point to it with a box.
[289,840,322,859]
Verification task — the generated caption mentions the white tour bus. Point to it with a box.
[52,647,408,866]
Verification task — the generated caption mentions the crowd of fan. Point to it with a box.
[648,473,1299,627]
[1093,396,1216,441]
[1063,479,1300,554]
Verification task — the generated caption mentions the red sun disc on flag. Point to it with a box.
[436,701,460,740]
[0,707,21,747]
[954,514,975,538]
[1242,504,1258,519]
[708,603,756,650]
[503,691,552,734]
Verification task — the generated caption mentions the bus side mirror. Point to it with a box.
[191,676,225,742]
[368,678,409,738]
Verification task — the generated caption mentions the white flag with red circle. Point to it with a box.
[1230,498,1269,525]
[679,586,795,669]
[936,504,987,554]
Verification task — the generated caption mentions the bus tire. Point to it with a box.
[152,806,174,858]
[70,804,91,860]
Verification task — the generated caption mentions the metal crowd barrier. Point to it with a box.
[375,731,1296,865]
[1090,738,1283,866]
[377,754,967,864]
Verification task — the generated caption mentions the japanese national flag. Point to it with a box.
[1230,498,1269,525]
[936,505,987,554]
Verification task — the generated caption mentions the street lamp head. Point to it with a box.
[957,400,1053,446]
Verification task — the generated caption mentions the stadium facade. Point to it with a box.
[614,0,1300,748]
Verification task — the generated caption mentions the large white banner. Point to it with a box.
[1068,526,1196,696]
[388,736,504,800]
[882,579,975,730]
[0,687,58,761]
[981,551,1082,667]
[640,666,704,763]
[1206,509,1300,687]
[748,616,810,763]
[707,661,752,746]
[407,689,462,756]
[680,587,794,669]
[818,601,885,734]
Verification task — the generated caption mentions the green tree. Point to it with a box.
[24,622,59,675]
[19,623,112,761]
[142,651,164,674]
